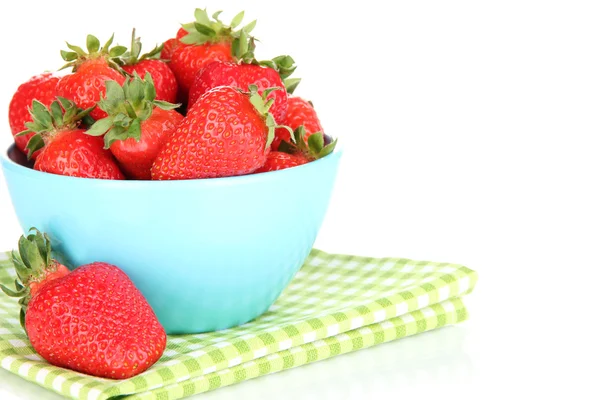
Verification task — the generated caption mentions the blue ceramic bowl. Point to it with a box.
[1,145,341,334]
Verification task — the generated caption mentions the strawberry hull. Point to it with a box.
[1,144,342,334]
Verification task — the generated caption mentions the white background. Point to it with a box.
[1,0,599,398]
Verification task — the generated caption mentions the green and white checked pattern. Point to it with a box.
[0,249,477,400]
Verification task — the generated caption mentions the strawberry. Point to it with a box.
[160,27,187,60]
[21,97,124,179]
[0,228,166,379]
[188,37,297,123]
[272,96,325,151]
[120,29,178,104]
[254,151,309,173]
[151,85,279,180]
[169,9,256,100]
[56,34,127,120]
[8,73,59,159]
[275,125,337,167]
[87,74,182,180]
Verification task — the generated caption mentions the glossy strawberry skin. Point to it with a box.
[255,151,308,173]
[161,38,179,60]
[8,73,59,159]
[151,86,269,180]
[110,108,183,180]
[160,28,187,60]
[56,60,126,120]
[189,62,288,123]
[169,42,233,99]
[25,262,166,379]
[272,96,324,151]
[123,60,178,104]
[34,129,124,180]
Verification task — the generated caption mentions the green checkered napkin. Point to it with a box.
[0,249,477,400]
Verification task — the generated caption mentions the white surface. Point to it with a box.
[1,1,599,399]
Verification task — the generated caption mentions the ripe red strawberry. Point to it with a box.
[0,228,166,379]
[120,30,178,104]
[151,85,278,180]
[272,96,325,151]
[169,9,256,100]
[56,34,127,120]
[87,74,182,180]
[188,37,297,123]
[160,28,187,60]
[8,73,59,159]
[21,97,124,179]
[254,151,309,173]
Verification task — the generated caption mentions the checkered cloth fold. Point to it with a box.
[0,249,477,400]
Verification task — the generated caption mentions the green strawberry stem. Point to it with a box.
[231,34,300,89]
[179,9,300,90]
[0,228,66,330]
[119,28,164,66]
[17,97,93,159]
[247,85,293,150]
[87,73,179,148]
[60,34,127,72]
[278,126,338,160]
[179,9,256,47]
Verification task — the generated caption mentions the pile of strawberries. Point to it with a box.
[7,9,337,180]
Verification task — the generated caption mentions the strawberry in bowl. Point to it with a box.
[0,7,342,334]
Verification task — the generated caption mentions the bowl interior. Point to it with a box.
[7,145,33,168]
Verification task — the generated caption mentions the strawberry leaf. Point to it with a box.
[0,282,25,297]
[154,100,180,110]
[277,140,296,153]
[212,10,223,21]
[243,20,257,33]
[284,78,301,94]
[91,74,179,146]
[23,134,43,159]
[87,117,114,136]
[319,139,338,158]
[60,33,126,75]
[105,80,126,103]
[102,34,115,52]
[181,8,256,49]
[307,132,325,153]
[31,101,53,130]
[104,126,128,148]
[194,23,216,37]
[230,11,245,28]
[109,46,127,58]
[60,50,78,62]
[194,8,211,25]
[50,102,64,127]
[271,55,297,80]
[86,34,100,53]
[180,32,207,45]
[265,113,276,150]
[137,103,153,121]
[66,42,86,55]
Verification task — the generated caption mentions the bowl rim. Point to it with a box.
[1,142,343,187]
